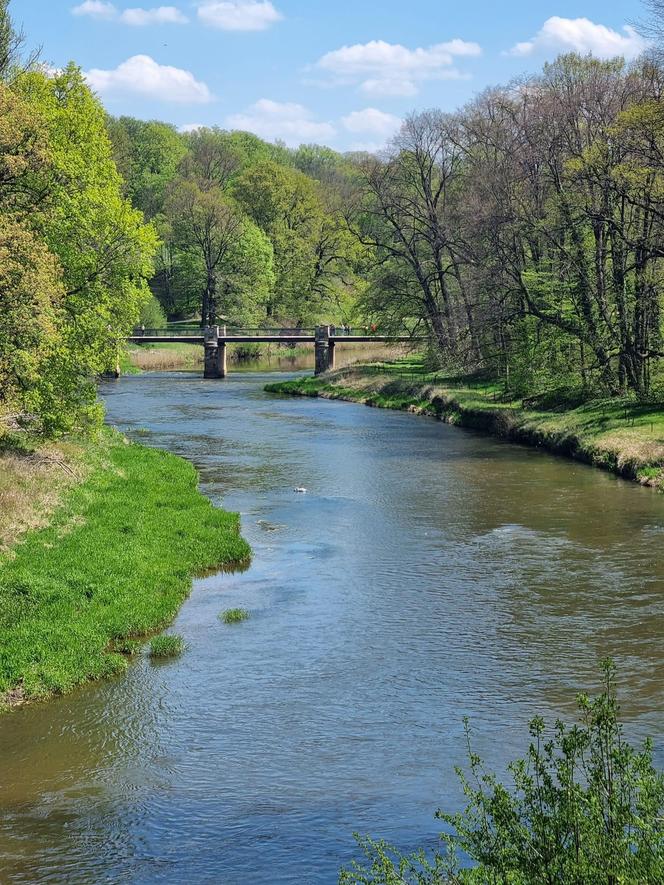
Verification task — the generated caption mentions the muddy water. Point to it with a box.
[1,371,662,883]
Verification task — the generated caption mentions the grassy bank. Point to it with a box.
[0,430,250,706]
[266,360,664,488]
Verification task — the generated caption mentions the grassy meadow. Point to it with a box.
[0,430,250,706]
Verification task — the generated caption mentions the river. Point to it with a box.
[1,370,663,883]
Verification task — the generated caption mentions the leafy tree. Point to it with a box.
[166,180,273,325]
[341,661,664,885]
[179,127,241,191]
[234,160,353,322]
[106,116,186,219]
[4,65,157,431]
[138,294,167,329]
[0,215,65,431]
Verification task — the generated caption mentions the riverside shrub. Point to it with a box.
[341,661,664,884]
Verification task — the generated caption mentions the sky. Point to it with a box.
[12,0,650,151]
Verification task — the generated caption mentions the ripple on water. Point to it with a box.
[1,372,663,884]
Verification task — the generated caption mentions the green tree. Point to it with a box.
[106,116,186,219]
[166,180,274,325]
[0,215,65,431]
[234,160,354,323]
[7,65,157,430]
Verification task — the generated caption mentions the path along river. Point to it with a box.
[1,369,663,883]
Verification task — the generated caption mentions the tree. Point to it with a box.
[180,127,241,191]
[0,215,65,431]
[2,65,157,431]
[106,116,186,219]
[234,160,354,323]
[341,661,664,885]
[640,2,664,62]
[0,0,35,80]
[166,180,273,325]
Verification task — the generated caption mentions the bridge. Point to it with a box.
[126,325,423,378]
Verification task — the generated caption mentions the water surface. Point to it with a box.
[1,372,663,883]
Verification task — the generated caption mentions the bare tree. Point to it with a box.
[639,1,664,61]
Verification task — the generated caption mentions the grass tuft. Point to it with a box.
[114,638,142,656]
[149,634,185,658]
[221,607,250,624]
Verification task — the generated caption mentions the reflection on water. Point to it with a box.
[1,371,663,884]
[230,343,408,374]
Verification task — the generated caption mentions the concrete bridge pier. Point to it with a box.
[327,338,336,371]
[204,326,227,379]
[315,325,331,375]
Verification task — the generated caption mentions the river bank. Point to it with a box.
[0,429,250,708]
[266,363,664,489]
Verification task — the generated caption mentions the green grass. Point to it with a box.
[114,638,142,656]
[117,346,141,375]
[0,430,251,703]
[266,361,664,488]
[150,634,185,658]
[220,607,250,624]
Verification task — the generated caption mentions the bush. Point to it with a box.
[341,661,664,884]
[220,608,250,624]
[149,634,185,658]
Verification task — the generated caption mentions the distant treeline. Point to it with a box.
[106,119,366,330]
[3,0,664,439]
[113,51,664,400]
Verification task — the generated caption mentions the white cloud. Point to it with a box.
[359,78,418,97]
[72,0,116,19]
[179,123,208,133]
[508,17,647,60]
[85,55,213,103]
[226,99,336,146]
[342,107,402,138]
[197,1,282,31]
[316,38,481,95]
[120,7,189,25]
[72,2,188,25]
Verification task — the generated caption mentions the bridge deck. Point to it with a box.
[126,335,418,345]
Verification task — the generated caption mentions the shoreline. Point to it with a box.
[265,367,664,491]
[0,429,251,709]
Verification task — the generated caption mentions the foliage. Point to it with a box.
[106,116,186,219]
[0,49,157,435]
[0,430,251,700]
[220,607,250,624]
[0,215,64,426]
[234,159,356,323]
[350,55,664,398]
[139,294,167,329]
[340,661,664,884]
[165,179,274,325]
[106,118,361,326]
[149,634,185,658]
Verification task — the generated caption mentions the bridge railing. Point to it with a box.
[130,327,203,337]
[128,325,411,339]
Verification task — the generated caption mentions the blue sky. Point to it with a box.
[12,0,648,151]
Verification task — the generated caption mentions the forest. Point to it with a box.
[3,0,664,439]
